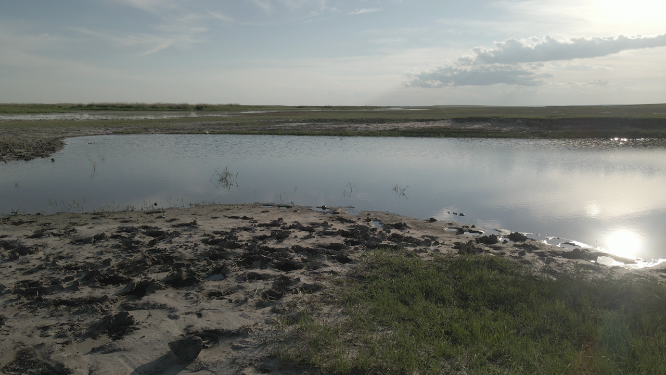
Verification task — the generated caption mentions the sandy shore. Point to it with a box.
[0,204,663,374]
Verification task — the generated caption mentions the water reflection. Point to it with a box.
[211,167,239,191]
[2,135,666,262]
[605,230,642,259]
[585,202,601,218]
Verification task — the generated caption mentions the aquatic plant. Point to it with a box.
[86,156,97,172]
[343,182,358,198]
[274,186,298,204]
[392,184,408,198]
[212,167,238,191]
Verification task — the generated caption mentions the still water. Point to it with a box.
[2,134,666,263]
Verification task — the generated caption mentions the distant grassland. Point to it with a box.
[2,103,666,141]
[0,103,382,114]
[2,102,666,118]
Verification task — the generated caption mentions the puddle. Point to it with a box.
[557,241,590,250]
[445,227,483,236]
[4,134,666,261]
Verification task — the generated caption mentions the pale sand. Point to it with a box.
[0,204,662,374]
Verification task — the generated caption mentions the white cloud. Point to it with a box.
[463,34,666,65]
[246,0,273,13]
[0,28,66,51]
[110,0,180,14]
[407,64,552,87]
[280,0,327,11]
[69,26,206,56]
[349,8,380,15]
[407,34,666,87]
[207,10,235,24]
[244,0,328,15]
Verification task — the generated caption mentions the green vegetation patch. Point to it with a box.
[3,102,666,118]
[0,103,383,114]
[279,251,666,374]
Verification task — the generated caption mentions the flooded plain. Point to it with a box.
[2,134,666,262]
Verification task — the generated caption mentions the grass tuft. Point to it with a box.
[278,251,666,374]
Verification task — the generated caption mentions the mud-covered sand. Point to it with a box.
[0,204,664,374]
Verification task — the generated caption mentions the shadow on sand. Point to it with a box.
[130,353,189,375]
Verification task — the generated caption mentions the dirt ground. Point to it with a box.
[1,203,662,375]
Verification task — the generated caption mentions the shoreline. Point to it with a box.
[1,204,664,374]
[3,116,666,162]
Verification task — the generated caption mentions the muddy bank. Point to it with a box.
[0,137,65,162]
[0,126,109,162]
[0,204,662,374]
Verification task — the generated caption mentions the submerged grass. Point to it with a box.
[278,251,666,374]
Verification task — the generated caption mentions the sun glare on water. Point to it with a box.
[605,230,641,259]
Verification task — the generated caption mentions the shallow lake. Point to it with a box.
[2,134,666,264]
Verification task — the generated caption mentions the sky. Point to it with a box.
[1,0,665,106]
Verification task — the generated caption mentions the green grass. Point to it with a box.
[0,103,384,114]
[3,102,666,118]
[278,251,666,374]
[2,103,666,141]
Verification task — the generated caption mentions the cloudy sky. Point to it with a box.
[1,0,665,105]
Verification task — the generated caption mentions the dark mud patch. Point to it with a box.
[2,348,72,375]
[0,137,65,162]
[88,312,137,340]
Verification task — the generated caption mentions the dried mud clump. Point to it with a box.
[0,204,632,374]
[2,348,72,375]
[1,240,41,260]
[90,311,137,340]
[508,232,528,242]
[477,234,500,245]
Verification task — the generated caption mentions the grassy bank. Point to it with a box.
[2,102,666,118]
[0,103,382,114]
[278,251,666,374]
[3,109,666,137]
[3,104,666,161]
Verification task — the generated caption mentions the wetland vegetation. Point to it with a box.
[2,102,666,162]
[2,103,666,373]
[279,250,666,374]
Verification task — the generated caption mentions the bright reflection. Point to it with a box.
[605,230,641,259]
[585,202,601,218]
